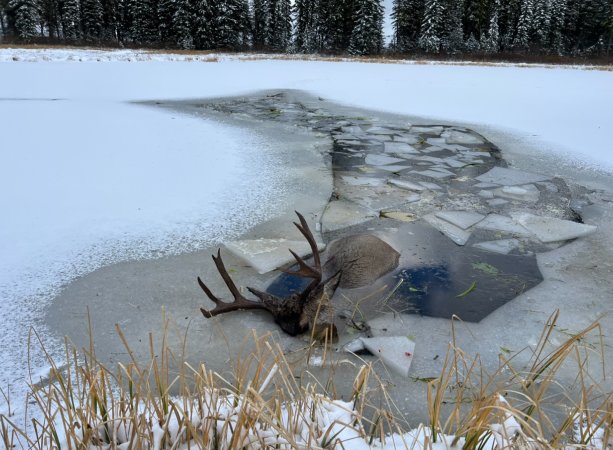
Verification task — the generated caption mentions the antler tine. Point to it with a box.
[283,211,322,281]
[199,249,268,318]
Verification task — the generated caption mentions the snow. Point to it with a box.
[0,48,612,434]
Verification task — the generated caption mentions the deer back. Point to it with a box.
[322,234,400,289]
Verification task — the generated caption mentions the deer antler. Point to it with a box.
[199,249,269,318]
[283,211,322,286]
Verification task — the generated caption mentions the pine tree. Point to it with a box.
[419,0,444,52]
[532,0,552,46]
[252,0,267,48]
[464,0,492,40]
[39,0,59,38]
[499,0,521,50]
[481,0,500,52]
[192,0,214,49]
[547,0,566,53]
[513,0,533,49]
[10,0,39,40]
[60,0,80,40]
[174,0,193,48]
[442,0,464,52]
[130,0,158,44]
[157,0,176,43]
[212,0,249,49]
[391,0,424,51]
[267,0,291,50]
[81,0,104,40]
[348,0,383,55]
[293,0,319,52]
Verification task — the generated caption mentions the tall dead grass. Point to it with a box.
[0,310,611,449]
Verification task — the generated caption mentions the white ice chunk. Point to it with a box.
[388,179,426,191]
[342,338,366,353]
[435,211,485,230]
[225,238,325,274]
[419,181,442,190]
[394,135,420,144]
[428,167,456,176]
[384,141,419,154]
[476,167,550,186]
[412,169,454,179]
[443,158,466,168]
[426,137,447,146]
[407,194,421,203]
[322,200,375,232]
[494,184,540,202]
[341,126,364,135]
[512,213,597,243]
[475,182,500,188]
[361,336,416,377]
[473,239,520,254]
[376,165,411,172]
[444,130,485,144]
[365,154,406,166]
[476,214,532,236]
[478,190,495,199]
[410,126,444,135]
[424,214,472,245]
[488,198,509,206]
[367,126,398,135]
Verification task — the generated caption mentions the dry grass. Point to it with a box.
[0,310,611,449]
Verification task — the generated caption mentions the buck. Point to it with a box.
[198,212,400,340]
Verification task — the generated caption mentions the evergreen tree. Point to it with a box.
[293,0,319,52]
[130,0,158,44]
[81,0,104,40]
[464,0,492,40]
[547,0,567,53]
[442,0,464,52]
[481,0,500,52]
[499,0,522,50]
[348,0,383,55]
[212,0,249,49]
[192,0,212,49]
[267,0,291,50]
[157,0,176,43]
[39,0,60,38]
[513,0,533,48]
[252,0,267,48]
[532,0,552,46]
[102,0,120,42]
[173,0,193,48]
[60,0,80,40]
[391,0,424,51]
[419,0,444,52]
[9,0,39,40]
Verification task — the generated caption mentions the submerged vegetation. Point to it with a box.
[1,310,611,449]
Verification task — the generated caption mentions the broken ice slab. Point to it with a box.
[365,154,406,166]
[426,138,447,146]
[476,167,550,186]
[478,190,495,199]
[443,158,466,168]
[444,130,485,145]
[393,135,421,144]
[321,199,375,232]
[341,126,365,135]
[407,194,421,203]
[435,211,485,230]
[375,164,412,173]
[512,212,597,243]
[475,182,500,188]
[225,238,326,274]
[473,239,520,255]
[488,198,509,207]
[340,175,385,187]
[360,336,416,377]
[410,125,444,135]
[493,184,540,202]
[476,214,532,237]
[411,169,454,179]
[428,167,456,176]
[383,141,419,154]
[366,126,398,135]
[388,179,426,191]
[419,181,442,190]
[424,214,472,245]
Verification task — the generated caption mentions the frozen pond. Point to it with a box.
[43,91,613,426]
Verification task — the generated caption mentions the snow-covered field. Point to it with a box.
[0,48,612,423]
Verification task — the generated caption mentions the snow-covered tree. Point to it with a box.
[192,0,212,49]
[129,0,158,43]
[419,0,444,52]
[293,0,319,52]
[252,0,267,48]
[267,0,291,51]
[171,0,192,48]
[391,0,424,51]
[212,0,250,49]
[9,0,39,40]
[157,0,176,43]
[60,0,80,40]
[532,0,552,46]
[513,0,533,48]
[464,32,480,51]
[348,0,383,54]
[81,0,104,40]
[481,0,500,52]
[547,0,566,53]
[442,0,464,52]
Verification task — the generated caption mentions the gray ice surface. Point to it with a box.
[476,214,532,236]
[424,214,472,245]
[512,213,598,243]
[384,141,419,154]
[476,167,551,186]
[361,336,416,377]
[444,130,484,144]
[473,239,520,255]
[493,184,540,202]
[388,179,426,191]
[365,154,406,166]
[435,211,485,230]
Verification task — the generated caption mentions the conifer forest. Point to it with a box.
[0,0,611,57]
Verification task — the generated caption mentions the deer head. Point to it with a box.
[198,212,341,340]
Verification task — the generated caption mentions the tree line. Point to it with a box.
[1,0,611,56]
